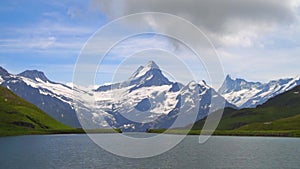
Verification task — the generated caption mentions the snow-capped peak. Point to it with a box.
[18,70,50,82]
[95,61,171,92]
[219,75,300,108]
[130,60,160,79]
[124,61,172,91]
[145,60,159,69]
[218,75,262,94]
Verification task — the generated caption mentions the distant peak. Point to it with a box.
[145,60,159,69]
[225,74,233,81]
[0,66,9,76]
[18,70,50,82]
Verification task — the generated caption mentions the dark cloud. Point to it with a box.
[91,0,298,35]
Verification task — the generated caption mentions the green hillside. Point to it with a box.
[239,114,300,130]
[0,86,73,136]
[192,85,300,131]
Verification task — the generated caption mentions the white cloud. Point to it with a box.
[219,47,300,82]
[0,23,93,52]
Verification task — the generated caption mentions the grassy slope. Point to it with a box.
[191,85,300,131]
[0,86,74,136]
[0,86,122,136]
[147,86,300,137]
[239,114,300,130]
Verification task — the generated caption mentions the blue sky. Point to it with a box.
[0,0,106,82]
[1,0,300,87]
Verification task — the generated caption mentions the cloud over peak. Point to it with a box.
[91,0,299,48]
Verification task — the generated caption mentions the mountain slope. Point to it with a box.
[219,75,300,108]
[0,86,72,136]
[192,85,300,130]
[0,67,82,127]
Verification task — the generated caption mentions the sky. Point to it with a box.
[1,0,300,88]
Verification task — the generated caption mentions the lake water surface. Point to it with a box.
[0,134,300,169]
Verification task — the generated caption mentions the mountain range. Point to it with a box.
[0,61,299,131]
[219,75,300,108]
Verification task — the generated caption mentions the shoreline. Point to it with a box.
[2,129,300,138]
[0,128,122,137]
[146,129,300,138]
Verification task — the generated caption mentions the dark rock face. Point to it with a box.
[18,70,50,82]
[0,67,9,76]
[135,98,151,112]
